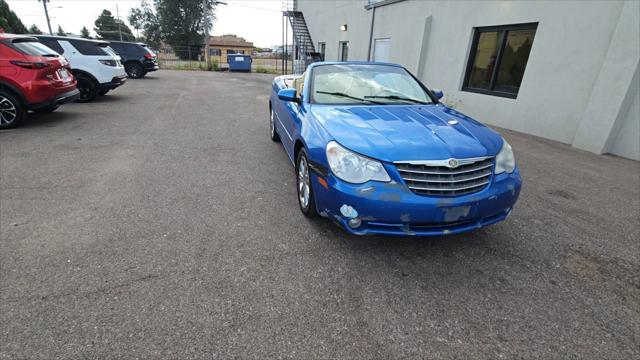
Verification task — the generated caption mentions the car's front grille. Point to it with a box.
[396,158,494,196]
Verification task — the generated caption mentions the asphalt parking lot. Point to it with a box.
[1,70,638,359]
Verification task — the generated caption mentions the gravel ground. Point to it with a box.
[1,70,638,359]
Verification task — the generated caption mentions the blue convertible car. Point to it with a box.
[269,62,521,236]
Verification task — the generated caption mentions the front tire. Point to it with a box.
[296,149,318,217]
[75,75,98,103]
[125,63,144,79]
[269,107,280,142]
[0,91,25,129]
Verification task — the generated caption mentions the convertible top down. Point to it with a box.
[269,62,521,236]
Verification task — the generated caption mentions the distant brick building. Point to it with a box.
[207,34,254,58]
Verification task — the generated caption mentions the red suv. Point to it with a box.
[0,33,79,128]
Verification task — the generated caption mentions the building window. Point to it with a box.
[373,38,391,62]
[339,41,349,61]
[462,23,537,98]
[318,42,326,61]
[210,48,221,56]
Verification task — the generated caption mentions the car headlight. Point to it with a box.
[495,139,516,174]
[326,141,390,183]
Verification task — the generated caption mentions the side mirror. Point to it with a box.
[432,89,444,100]
[278,88,299,103]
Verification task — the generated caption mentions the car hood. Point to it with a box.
[310,104,504,162]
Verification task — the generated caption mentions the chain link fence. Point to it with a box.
[156,45,292,73]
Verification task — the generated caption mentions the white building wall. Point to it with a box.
[609,77,639,160]
[298,1,370,63]
[572,0,640,159]
[297,0,640,160]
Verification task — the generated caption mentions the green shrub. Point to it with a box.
[255,66,268,74]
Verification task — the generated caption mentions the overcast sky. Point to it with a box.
[6,0,288,47]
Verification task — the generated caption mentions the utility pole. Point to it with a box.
[39,0,53,35]
[203,1,227,70]
[116,4,123,41]
[203,0,210,69]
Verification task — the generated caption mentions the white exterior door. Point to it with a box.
[373,38,391,62]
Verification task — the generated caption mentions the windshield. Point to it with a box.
[311,64,433,105]
[12,40,59,57]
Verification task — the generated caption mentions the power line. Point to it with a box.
[230,3,281,12]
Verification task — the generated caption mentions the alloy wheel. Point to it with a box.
[298,156,310,209]
[78,83,91,101]
[126,64,141,78]
[0,96,17,126]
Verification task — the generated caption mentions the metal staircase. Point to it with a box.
[284,10,321,74]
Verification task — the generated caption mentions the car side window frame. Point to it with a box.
[38,38,64,55]
[67,39,108,56]
[109,43,125,54]
[58,41,79,57]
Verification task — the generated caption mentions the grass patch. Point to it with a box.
[158,59,220,71]
[254,66,279,74]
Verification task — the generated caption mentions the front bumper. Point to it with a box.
[312,167,522,236]
[99,75,127,91]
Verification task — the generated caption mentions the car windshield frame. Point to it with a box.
[309,64,437,106]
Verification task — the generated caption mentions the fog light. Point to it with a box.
[340,204,358,218]
[348,218,362,228]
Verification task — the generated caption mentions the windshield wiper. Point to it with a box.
[42,54,59,57]
[364,95,429,104]
[316,91,384,105]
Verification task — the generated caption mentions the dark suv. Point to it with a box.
[108,41,158,78]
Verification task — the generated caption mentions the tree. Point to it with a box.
[0,0,28,33]
[128,7,144,39]
[56,24,65,36]
[80,26,91,39]
[128,0,161,48]
[94,9,135,41]
[155,0,218,60]
[28,24,42,34]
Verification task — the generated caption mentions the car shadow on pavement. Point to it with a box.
[16,110,82,129]
[91,94,124,103]
[305,216,520,285]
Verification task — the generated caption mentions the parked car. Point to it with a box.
[0,34,79,129]
[35,36,127,102]
[108,41,158,78]
[269,62,522,236]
